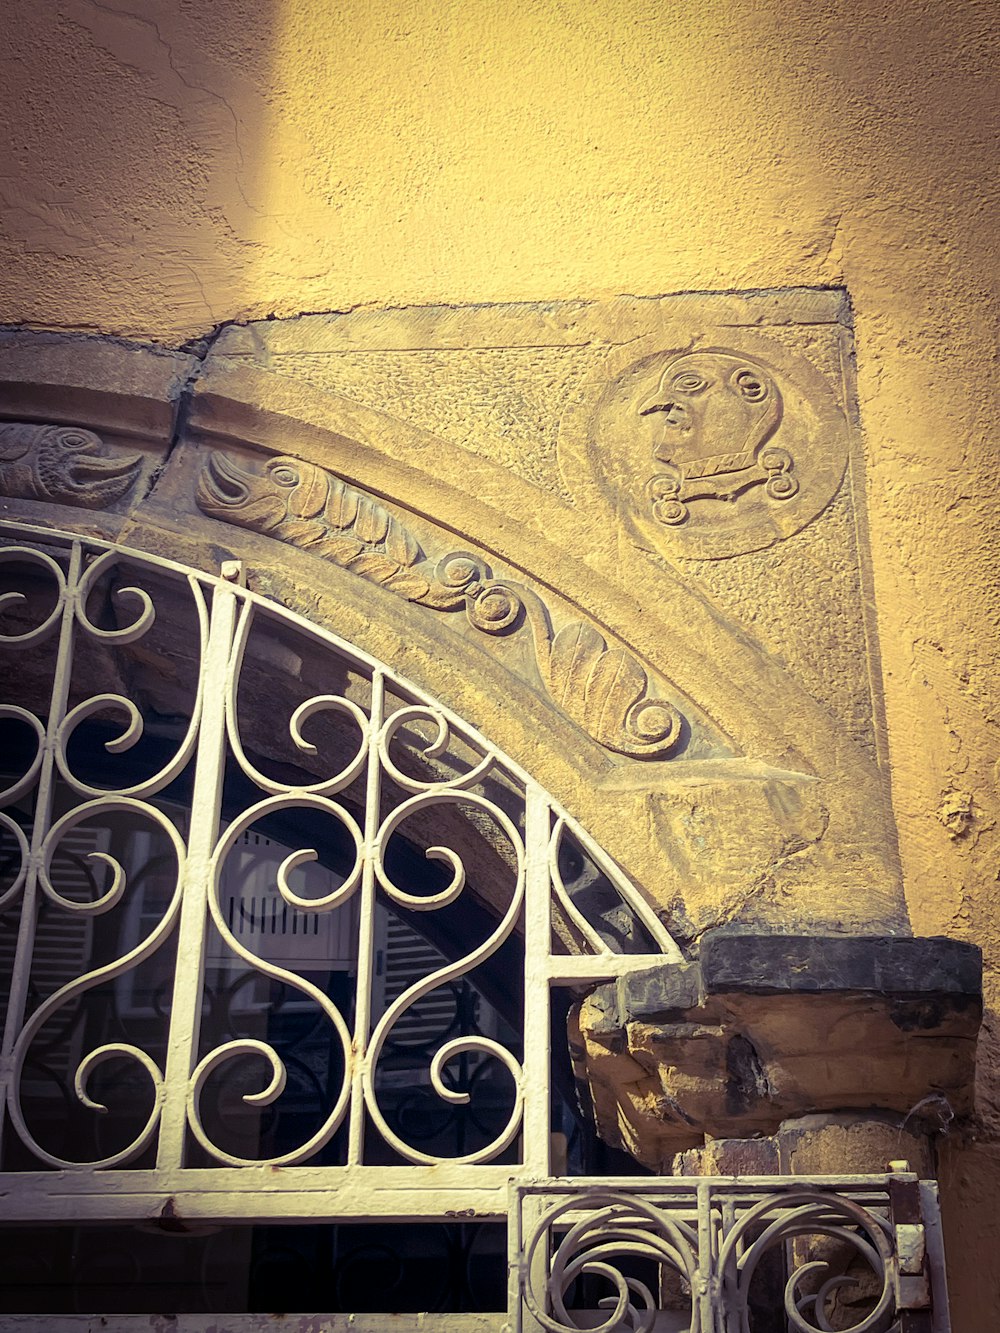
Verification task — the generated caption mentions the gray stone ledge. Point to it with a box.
[698,931,982,998]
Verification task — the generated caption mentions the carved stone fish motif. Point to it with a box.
[196,451,683,759]
[198,451,465,609]
[0,424,142,508]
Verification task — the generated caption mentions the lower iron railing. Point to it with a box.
[512,1171,949,1333]
[0,1169,950,1331]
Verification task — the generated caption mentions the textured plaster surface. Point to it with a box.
[2,0,999,1319]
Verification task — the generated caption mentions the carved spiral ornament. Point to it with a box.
[435,550,484,591]
[466,582,523,633]
[196,454,687,759]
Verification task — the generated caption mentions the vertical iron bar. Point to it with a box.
[347,667,384,1166]
[699,1179,719,1333]
[919,1180,952,1333]
[0,540,81,1162]
[891,1174,935,1333]
[156,567,241,1169]
[522,782,551,1179]
[514,1186,550,1333]
[508,1181,524,1333]
[717,1194,738,1333]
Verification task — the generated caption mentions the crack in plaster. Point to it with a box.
[138,321,229,504]
[80,0,275,230]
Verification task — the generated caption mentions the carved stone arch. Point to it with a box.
[0,318,981,1326]
[0,318,907,944]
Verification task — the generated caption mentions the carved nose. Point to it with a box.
[640,397,686,424]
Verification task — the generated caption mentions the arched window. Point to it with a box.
[0,521,945,1330]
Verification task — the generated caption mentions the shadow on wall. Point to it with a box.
[3,0,280,334]
[939,1136,1000,1325]
[6,0,996,343]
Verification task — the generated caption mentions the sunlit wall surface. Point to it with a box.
[2,0,999,1322]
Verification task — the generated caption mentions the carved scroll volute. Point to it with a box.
[196,450,684,760]
[0,423,142,509]
[541,622,681,757]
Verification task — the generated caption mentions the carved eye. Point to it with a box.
[59,430,91,450]
[733,369,768,402]
[670,372,708,394]
[269,464,299,487]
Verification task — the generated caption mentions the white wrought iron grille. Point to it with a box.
[0,520,680,1221]
[0,521,950,1331]
[511,1173,949,1332]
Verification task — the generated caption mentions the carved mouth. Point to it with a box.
[637,386,665,417]
[673,448,758,479]
[197,452,253,510]
[36,444,143,505]
[65,452,142,488]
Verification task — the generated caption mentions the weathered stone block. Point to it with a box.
[674,1135,780,1177]
[573,934,981,1166]
[776,1113,936,1178]
[0,305,909,941]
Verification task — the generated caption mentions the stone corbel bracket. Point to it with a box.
[196,449,684,759]
[572,932,982,1169]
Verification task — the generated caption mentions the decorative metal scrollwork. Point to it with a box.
[0,538,195,1171]
[0,524,951,1333]
[0,521,675,1185]
[364,784,526,1166]
[514,1181,916,1333]
[188,792,359,1168]
[7,797,185,1169]
[718,1188,896,1333]
[523,1189,701,1333]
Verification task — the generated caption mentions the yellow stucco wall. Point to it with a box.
[4,0,999,1319]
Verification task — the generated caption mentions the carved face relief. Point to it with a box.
[637,352,798,529]
[639,353,780,476]
[197,452,331,532]
[571,343,850,560]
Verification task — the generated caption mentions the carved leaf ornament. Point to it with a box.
[196,452,683,759]
[545,621,681,755]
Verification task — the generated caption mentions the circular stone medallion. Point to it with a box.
[572,340,850,560]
